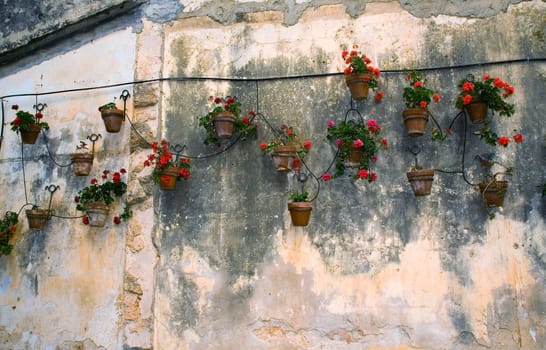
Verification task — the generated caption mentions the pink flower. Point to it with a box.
[367,119,381,132]
[327,120,335,128]
[370,172,377,181]
[353,139,364,148]
[303,140,312,150]
[357,169,369,179]
[371,155,377,163]
[322,173,332,181]
[336,138,342,147]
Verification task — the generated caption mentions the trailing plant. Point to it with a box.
[455,74,515,117]
[9,104,50,133]
[0,211,18,256]
[143,139,191,184]
[402,71,440,109]
[259,124,312,158]
[323,119,387,181]
[198,96,258,145]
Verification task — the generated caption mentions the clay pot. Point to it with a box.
[86,202,109,227]
[25,209,49,230]
[343,148,364,168]
[402,108,429,137]
[271,145,297,172]
[100,108,125,133]
[406,169,434,196]
[464,101,488,124]
[159,166,179,190]
[20,123,42,144]
[287,201,312,227]
[213,112,236,139]
[479,180,508,207]
[345,73,371,100]
[70,153,94,176]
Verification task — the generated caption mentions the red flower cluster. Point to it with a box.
[143,139,191,184]
[497,132,524,147]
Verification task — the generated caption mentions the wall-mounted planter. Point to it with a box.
[159,166,180,190]
[343,148,364,168]
[345,73,370,100]
[406,169,434,196]
[213,112,236,139]
[70,153,94,176]
[288,201,312,226]
[464,101,488,124]
[402,108,429,137]
[86,202,109,227]
[100,107,125,133]
[25,209,49,229]
[271,145,297,172]
[479,180,508,207]
[20,123,42,144]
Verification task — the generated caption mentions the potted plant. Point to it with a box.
[323,119,387,181]
[406,165,434,196]
[455,73,515,124]
[341,45,383,101]
[75,168,130,227]
[402,71,441,136]
[99,101,125,133]
[287,190,312,227]
[143,139,191,190]
[25,206,50,230]
[476,157,513,210]
[198,96,259,145]
[9,104,50,144]
[70,140,95,176]
[259,124,312,172]
[0,211,18,256]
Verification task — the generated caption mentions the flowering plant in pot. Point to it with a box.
[10,104,50,144]
[341,45,384,101]
[143,139,191,190]
[98,100,125,133]
[455,74,515,124]
[287,190,312,227]
[0,211,18,256]
[402,71,441,137]
[198,96,259,145]
[259,124,312,172]
[70,140,96,176]
[475,156,514,215]
[75,168,131,227]
[323,118,387,181]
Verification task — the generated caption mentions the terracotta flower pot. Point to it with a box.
[25,209,49,230]
[288,201,312,227]
[159,166,179,190]
[20,123,42,144]
[464,101,488,124]
[479,180,508,207]
[100,108,125,133]
[406,169,434,196]
[70,153,94,176]
[343,148,364,168]
[402,108,429,137]
[86,202,109,227]
[345,73,371,100]
[213,112,236,139]
[271,145,297,172]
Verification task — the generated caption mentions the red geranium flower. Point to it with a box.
[82,216,89,225]
[303,140,312,150]
[374,91,384,102]
[497,136,510,146]
[322,173,332,181]
[113,216,121,225]
[433,93,440,102]
[463,94,473,105]
[419,101,428,108]
[513,133,523,143]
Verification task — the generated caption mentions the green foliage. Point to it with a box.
[341,46,381,90]
[98,102,118,111]
[9,105,50,133]
[288,190,309,202]
[402,71,440,109]
[143,140,191,184]
[259,124,312,158]
[0,211,18,256]
[76,169,128,211]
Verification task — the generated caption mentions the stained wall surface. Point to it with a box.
[0,1,544,349]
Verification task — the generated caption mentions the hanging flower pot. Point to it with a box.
[99,103,125,133]
[85,202,109,227]
[70,153,94,176]
[479,180,508,207]
[25,209,49,230]
[159,166,180,190]
[271,145,297,172]
[464,101,488,124]
[343,148,364,168]
[345,73,370,100]
[20,123,42,144]
[213,111,236,139]
[406,169,434,196]
[402,108,429,137]
[287,201,312,227]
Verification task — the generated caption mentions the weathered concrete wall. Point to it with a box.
[0,0,545,349]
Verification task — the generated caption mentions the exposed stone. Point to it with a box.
[129,122,154,152]
[133,84,159,108]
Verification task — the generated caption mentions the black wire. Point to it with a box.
[42,130,73,167]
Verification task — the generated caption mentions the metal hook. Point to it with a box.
[120,89,131,101]
[87,133,102,155]
[44,184,59,219]
[170,143,186,163]
[407,145,421,168]
[33,103,47,112]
